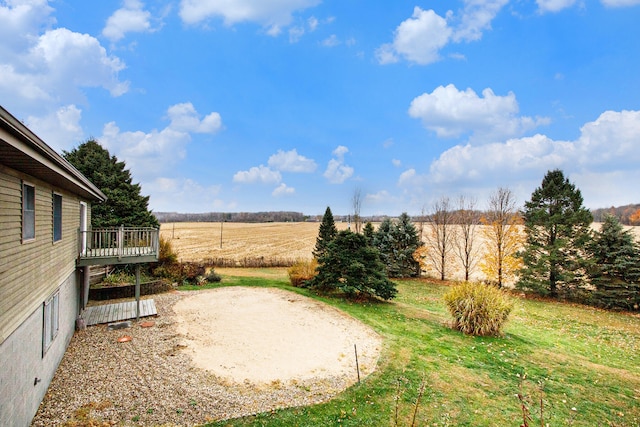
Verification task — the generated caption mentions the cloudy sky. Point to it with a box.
[2,0,640,216]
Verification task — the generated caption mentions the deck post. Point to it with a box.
[135,264,141,321]
[82,266,90,309]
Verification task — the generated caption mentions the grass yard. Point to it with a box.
[203,268,640,427]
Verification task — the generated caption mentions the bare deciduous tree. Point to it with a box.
[453,195,480,282]
[424,196,454,281]
[352,188,363,233]
[480,187,524,287]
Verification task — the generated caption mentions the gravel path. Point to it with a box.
[32,289,381,426]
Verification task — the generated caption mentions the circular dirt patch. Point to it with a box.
[172,287,382,384]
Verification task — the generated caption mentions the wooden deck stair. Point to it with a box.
[82,299,157,326]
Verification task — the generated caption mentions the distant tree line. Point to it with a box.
[154,211,307,223]
[592,204,640,225]
[154,211,403,224]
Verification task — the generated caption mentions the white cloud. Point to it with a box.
[99,103,222,181]
[0,8,129,113]
[289,25,305,43]
[233,165,282,184]
[26,104,83,152]
[321,34,340,47]
[377,2,509,66]
[413,110,640,208]
[536,0,577,13]
[398,168,426,187]
[268,149,317,172]
[167,102,223,134]
[392,159,402,167]
[376,7,451,65]
[324,145,354,184]
[408,84,548,141]
[179,0,321,35]
[601,0,640,5]
[102,0,152,42]
[453,0,509,42]
[307,16,318,31]
[145,177,223,213]
[272,183,295,196]
[365,190,402,206]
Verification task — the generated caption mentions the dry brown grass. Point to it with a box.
[162,221,640,273]
[160,222,350,265]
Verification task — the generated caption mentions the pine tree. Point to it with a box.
[64,139,159,228]
[373,218,394,272]
[517,170,593,298]
[372,214,422,278]
[588,214,640,310]
[307,230,397,300]
[389,213,422,278]
[363,221,375,245]
[313,206,337,259]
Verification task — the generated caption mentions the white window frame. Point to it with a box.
[53,192,63,243]
[22,181,36,242]
[43,291,60,356]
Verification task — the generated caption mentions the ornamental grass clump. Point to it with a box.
[288,258,318,287]
[443,281,514,336]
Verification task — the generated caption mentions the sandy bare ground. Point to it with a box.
[173,287,382,384]
[33,287,382,426]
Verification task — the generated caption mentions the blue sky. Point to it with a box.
[2,0,640,216]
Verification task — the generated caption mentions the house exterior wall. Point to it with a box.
[0,166,82,343]
[0,271,78,427]
[0,165,87,427]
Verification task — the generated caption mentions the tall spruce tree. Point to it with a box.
[373,218,394,272]
[588,214,640,310]
[307,230,397,300]
[64,139,159,228]
[373,214,421,278]
[363,221,376,246]
[313,206,337,259]
[517,169,593,297]
[389,213,422,278]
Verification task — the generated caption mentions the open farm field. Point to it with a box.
[161,221,640,272]
[160,222,351,265]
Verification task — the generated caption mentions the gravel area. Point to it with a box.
[32,289,381,426]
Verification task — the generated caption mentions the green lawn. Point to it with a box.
[194,271,640,427]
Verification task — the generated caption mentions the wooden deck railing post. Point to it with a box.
[118,225,123,261]
[135,264,141,321]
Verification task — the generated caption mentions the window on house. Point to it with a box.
[43,292,59,356]
[53,193,62,242]
[22,182,35,241]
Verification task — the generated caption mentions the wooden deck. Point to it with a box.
[82,299,157,326]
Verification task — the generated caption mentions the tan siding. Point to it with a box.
[0,168,86,343]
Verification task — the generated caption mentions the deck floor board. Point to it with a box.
[83,300,157,326]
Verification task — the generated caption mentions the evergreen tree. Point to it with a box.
[373,214,422,278]
[307,230,397,300]
[373,218,394,272]
[517,170,593,297]
[389,213,422,278]
[64,139,159,228]
[363,221,375,246]
[313,206,337,259]
[588,214,640,310]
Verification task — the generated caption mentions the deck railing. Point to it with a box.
[78,226,159,264]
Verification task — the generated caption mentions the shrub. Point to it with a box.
[288,258,318,287]
[443,282,514,336]
[153,262,207,285]
[158,236,179,265]
[206,268,222,283]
